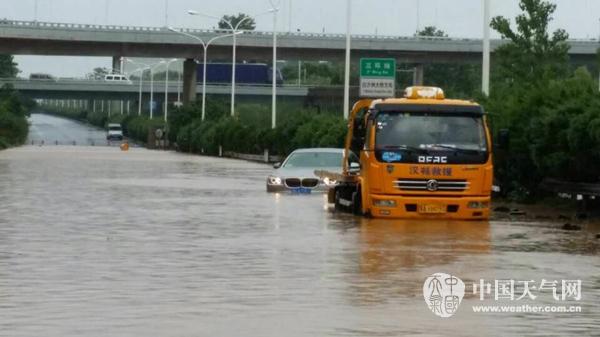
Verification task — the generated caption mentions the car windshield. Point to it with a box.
[375,112,487,151]
[108,126,121,131]
[283,152,343,168]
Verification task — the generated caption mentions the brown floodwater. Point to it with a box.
[0,114,598,336]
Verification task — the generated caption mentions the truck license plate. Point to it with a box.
[418,204,445,214]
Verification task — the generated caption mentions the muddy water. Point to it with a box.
[0,115,598,336]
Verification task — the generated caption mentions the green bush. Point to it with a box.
[170,105,347,157]
[0,86,31,149]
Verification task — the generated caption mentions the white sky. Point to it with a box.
[4,0,600,77]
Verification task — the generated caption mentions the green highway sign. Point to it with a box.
[360,58,396,98]
[360,58,396,78]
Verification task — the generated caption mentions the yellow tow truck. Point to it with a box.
[319,86,495,220]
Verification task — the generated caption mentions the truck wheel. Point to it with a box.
[352,187,363,216]
[334,187,344,211]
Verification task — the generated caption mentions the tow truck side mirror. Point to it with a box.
[497,129,510,150]
[273,162,281,169]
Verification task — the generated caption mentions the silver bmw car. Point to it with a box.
[266,148,347,193]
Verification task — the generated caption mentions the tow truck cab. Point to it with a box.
[331,87,493,220]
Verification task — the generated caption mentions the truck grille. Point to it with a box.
[394,179,469,192]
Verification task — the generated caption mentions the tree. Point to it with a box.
[218,13,256,31]
[87,67,110,80]
[415,26,447,37]
[484,0,600,196]
[490,0,569,84]
[401,27,480,98]
[0,55,19,78]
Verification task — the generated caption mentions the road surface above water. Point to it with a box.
[0,114,598,336]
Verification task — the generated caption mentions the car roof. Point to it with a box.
[291,148,344,154]
[108,123,121,127]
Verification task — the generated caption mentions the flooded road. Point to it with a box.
[26,113,108,146]
[0,114,598,336]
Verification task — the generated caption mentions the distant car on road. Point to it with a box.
[106,123,124,141]
[104,74,131,84]
[29,73,55,81]
[266,148,357,193]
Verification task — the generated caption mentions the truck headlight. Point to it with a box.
[373,199,397,207]
[268,176,282,185]
[323,177,337,186]
[467,201,489,209]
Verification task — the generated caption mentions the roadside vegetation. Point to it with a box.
[169,100,346,156]
[484,0,600,200]
[0,55,34,150]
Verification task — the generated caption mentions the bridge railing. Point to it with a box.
[0,77,348,89]
[1,19,598,45]
[4,19,594,43]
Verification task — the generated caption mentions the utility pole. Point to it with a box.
[482,0,491,96]
[343,0,352,120]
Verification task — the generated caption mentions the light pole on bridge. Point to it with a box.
[187,9,273,118]
[168,27,241,121]
[163,58,178,122]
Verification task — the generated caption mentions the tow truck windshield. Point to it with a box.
[374,112,489,164]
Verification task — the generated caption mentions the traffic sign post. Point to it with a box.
[359,58,396,98]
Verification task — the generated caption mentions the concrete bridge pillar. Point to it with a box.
[112,56,123,74]
[182,58,197,104]
[413,64,424,86]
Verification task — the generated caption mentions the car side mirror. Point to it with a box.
[273,162,281,169]
[497,129,510,150]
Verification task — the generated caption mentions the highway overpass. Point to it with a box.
[1,19,598,63]
[0,78,310,100]
[1,19,598,103]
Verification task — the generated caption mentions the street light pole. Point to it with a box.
[188,10,270,117]
[270,1,280,129]
[150,61,167,119]
[124,59,150,116]
[164,59,177,122]
[343,0,352,120]
[138,69,144,115]
[168,27,240,121]
[482,0,491,96]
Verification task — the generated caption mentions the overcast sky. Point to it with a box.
[4,0,600,77]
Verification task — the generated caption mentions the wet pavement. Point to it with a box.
[26,113,111,146]
[0,114,598,336]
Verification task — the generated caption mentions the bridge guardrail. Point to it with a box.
[2,19,597,43]
[0,78,350,89]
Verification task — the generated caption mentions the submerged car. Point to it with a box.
[106,123,124,141]
[267,148,357,193]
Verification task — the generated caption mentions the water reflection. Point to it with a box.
[358,219,490,274]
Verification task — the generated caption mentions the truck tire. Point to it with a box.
[352,186,363,216]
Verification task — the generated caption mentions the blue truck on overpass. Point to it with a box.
[196,63,283,85]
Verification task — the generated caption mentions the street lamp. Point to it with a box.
[343,0,351,120]
[269,0,280,129]
[168,27,241,121]
[125,58,166,117]
[188,9,272,117]
[150,60,167,119]
[163,58,178,122]
[125,59,149,116]
[482,0,491,96]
